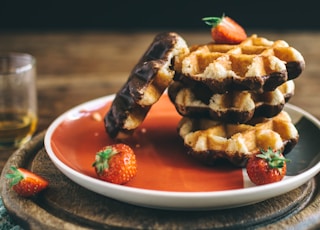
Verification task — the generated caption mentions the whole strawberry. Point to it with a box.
[92,144,137,185]
[202,14,247,44]
[6,166,49,197]
[246,148,290,185]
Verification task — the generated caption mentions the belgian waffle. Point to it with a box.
[178,111,299,166]
[174,34,305,93]
[105,32,189,139]
[168,80,295,123]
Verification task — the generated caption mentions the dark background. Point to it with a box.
[0,0,318,31]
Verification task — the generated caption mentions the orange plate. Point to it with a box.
[50,94,243,192]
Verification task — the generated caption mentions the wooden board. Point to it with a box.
[1,131,320,230]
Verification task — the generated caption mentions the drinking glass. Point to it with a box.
[0,53,37,149]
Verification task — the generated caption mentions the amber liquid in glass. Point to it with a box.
[0,110,37,149]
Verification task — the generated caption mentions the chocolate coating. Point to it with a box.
[105,32,188,139]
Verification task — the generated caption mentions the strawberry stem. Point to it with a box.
[257,147,290,169]
[202,14,225,27]
[5,166,24,187]
[92,146,118,173]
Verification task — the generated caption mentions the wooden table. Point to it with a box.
[0,30,319,228]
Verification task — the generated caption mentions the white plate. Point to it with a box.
[44,94,320,210]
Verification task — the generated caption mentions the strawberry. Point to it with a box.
[246,148,290,185]
[92,143,137,185]
[202,15,247,44]
[6,166,49,197]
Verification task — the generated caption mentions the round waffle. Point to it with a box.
[168,80,295,123]
[174,34,305,93]
[177,111,299,167]
[104,32,189,139]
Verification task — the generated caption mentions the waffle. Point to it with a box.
[105,32,189,139]
[178,111,299,166]
[168,80,295,123]
[174,34,305,93]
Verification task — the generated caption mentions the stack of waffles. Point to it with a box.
[169,34,305,166]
